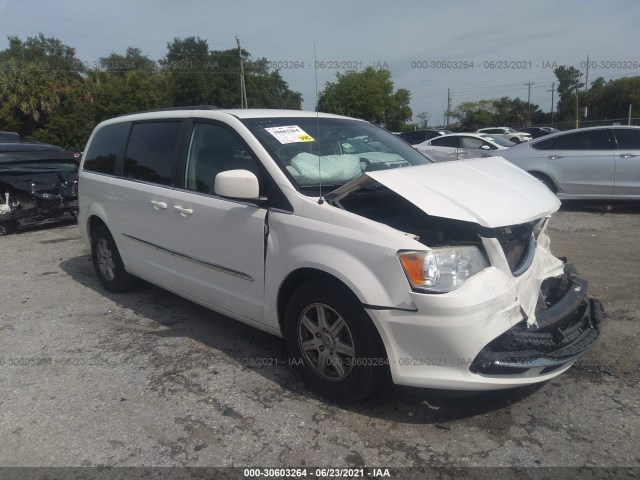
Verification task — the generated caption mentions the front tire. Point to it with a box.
[91,225,138,293]
[530,172,557,193]
[510,137,521,144]
[284,282,388,403]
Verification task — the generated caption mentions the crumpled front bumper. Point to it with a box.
[471,271,604,375]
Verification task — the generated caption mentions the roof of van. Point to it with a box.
[113,108,357,122]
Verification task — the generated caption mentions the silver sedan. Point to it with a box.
[414,133,511,163]
[490,126,640,199]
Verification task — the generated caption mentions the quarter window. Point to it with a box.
[83,122,130,175]
[124,122,183,186]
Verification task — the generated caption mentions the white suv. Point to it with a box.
[477,127,532,144]
[78,108,602,402]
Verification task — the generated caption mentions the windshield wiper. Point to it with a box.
[298,183,346,191]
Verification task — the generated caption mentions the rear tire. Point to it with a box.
[284,281,388,403]
[91,225,138,293]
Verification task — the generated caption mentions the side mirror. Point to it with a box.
[479,145,491,151]
[214,169,260,200]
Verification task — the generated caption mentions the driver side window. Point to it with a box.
[185,123,262,194]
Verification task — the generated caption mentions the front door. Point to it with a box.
[171,121,267,324]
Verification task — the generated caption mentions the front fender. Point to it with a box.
[263,211,415,332]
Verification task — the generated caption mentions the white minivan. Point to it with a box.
[78,108,603,402]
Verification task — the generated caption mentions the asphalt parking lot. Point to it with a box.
[1,205,639,471]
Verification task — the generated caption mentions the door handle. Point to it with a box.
[619,153,639,159]
[150,200,167,210]
[173,205,194,216]
[547,155,563,160]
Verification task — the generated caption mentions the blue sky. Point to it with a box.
[1,0,638,125]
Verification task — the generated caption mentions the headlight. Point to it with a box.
[398,247,490,293]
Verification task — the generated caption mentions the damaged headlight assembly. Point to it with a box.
[398,247,490,293]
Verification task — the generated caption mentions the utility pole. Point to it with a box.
[525,81,534,126]
[236,36,248,109]
[584,54,589,119]
[548,82,555,126]
[446,88,451,128]
[575,80,580,129]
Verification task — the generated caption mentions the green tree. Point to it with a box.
[161,38,302,109]
[450,100,495,129]
[415,112,428,129]
[450,97,544,129]
[0,34,84,136]
[317,67,412,130]
[588,76,640,119]
[554,65,584,122]
[99,47,157,76]
[28,80,95,149]
[162,37,213,106]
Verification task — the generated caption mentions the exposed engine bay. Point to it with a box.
[332,186,483,248]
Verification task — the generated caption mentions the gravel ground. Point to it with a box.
[0,205,639,471]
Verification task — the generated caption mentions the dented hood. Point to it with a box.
[327,157,560,228]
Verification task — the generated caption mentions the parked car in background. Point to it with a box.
[399,128,452,145]
[0,142,79,234]
[78,108,602,402]
[478,134,516,147]
[0,131,21,142]
[414,133,511,162]
[490,126,640,199]
[477,127,532,144]
[519,127,559,139]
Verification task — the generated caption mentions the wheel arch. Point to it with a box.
[276,269,388,362]
[527,170,558,193]
[277,268,360,334]
[88,214,107,237]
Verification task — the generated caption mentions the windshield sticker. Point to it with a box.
[265,125,314,144]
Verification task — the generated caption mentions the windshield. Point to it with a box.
[241,117,431,193]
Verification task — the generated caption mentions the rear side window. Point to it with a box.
[554,130,608,150]
[83,122,130,175]
[124,122,182,186]
[612,129,640,149]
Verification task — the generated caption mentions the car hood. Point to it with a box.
[326,157,560,228]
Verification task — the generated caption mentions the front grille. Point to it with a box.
[502,236,531,271]
[493,222,537,274]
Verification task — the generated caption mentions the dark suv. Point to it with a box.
[399,129,451,145]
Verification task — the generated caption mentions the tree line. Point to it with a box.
[0,34,303,149]
[448,66,639,131]
[0,34,638,148]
